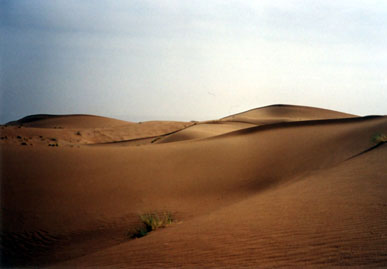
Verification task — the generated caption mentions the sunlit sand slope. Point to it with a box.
[1,119,192,145]
[221,104,357,124]
[155,121,255,143]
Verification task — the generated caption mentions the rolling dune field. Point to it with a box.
[1,105,386,267]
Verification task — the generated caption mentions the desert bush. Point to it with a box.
[372,133,387,144]
[141,212,173,230]
[130,212,173,239]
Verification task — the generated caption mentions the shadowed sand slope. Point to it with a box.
[221,104,357,124]
[1,105,386,267]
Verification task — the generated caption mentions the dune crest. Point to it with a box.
[7,114,132,129]
[221,104,357,124]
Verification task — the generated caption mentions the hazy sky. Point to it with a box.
[1,0,386,123]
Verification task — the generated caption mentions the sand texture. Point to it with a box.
[1,104,386,268]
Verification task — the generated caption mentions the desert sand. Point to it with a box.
[1,104,386,268]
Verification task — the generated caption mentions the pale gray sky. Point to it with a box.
[1,0,386,123]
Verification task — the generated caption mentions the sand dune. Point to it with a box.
[155,121,255,143]
[7,114,132,129]
[1,119,192,146]
[155,104,357,144]
[221,104,357,124]
[57,144,387,268]
[1,105,386,267]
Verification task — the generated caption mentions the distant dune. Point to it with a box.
[1,105,386,267]
[221,104,357,124]
[6,114,132,128]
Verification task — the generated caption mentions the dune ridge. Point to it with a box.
[221,104,357,125]
[1,105,386,267]
[6,114,132,128]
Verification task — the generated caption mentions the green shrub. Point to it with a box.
[129,212,173,239]
[141,212,173,230]
[372,133,387,144]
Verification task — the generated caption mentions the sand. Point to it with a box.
[1,104,386,267]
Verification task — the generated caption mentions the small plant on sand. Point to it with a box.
[372,133,387,144]
[129,212,173,239]
[141,212,173,230]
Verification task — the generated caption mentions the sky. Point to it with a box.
[1,0,387,123]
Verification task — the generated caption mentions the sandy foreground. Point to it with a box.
[1,104,386,268]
